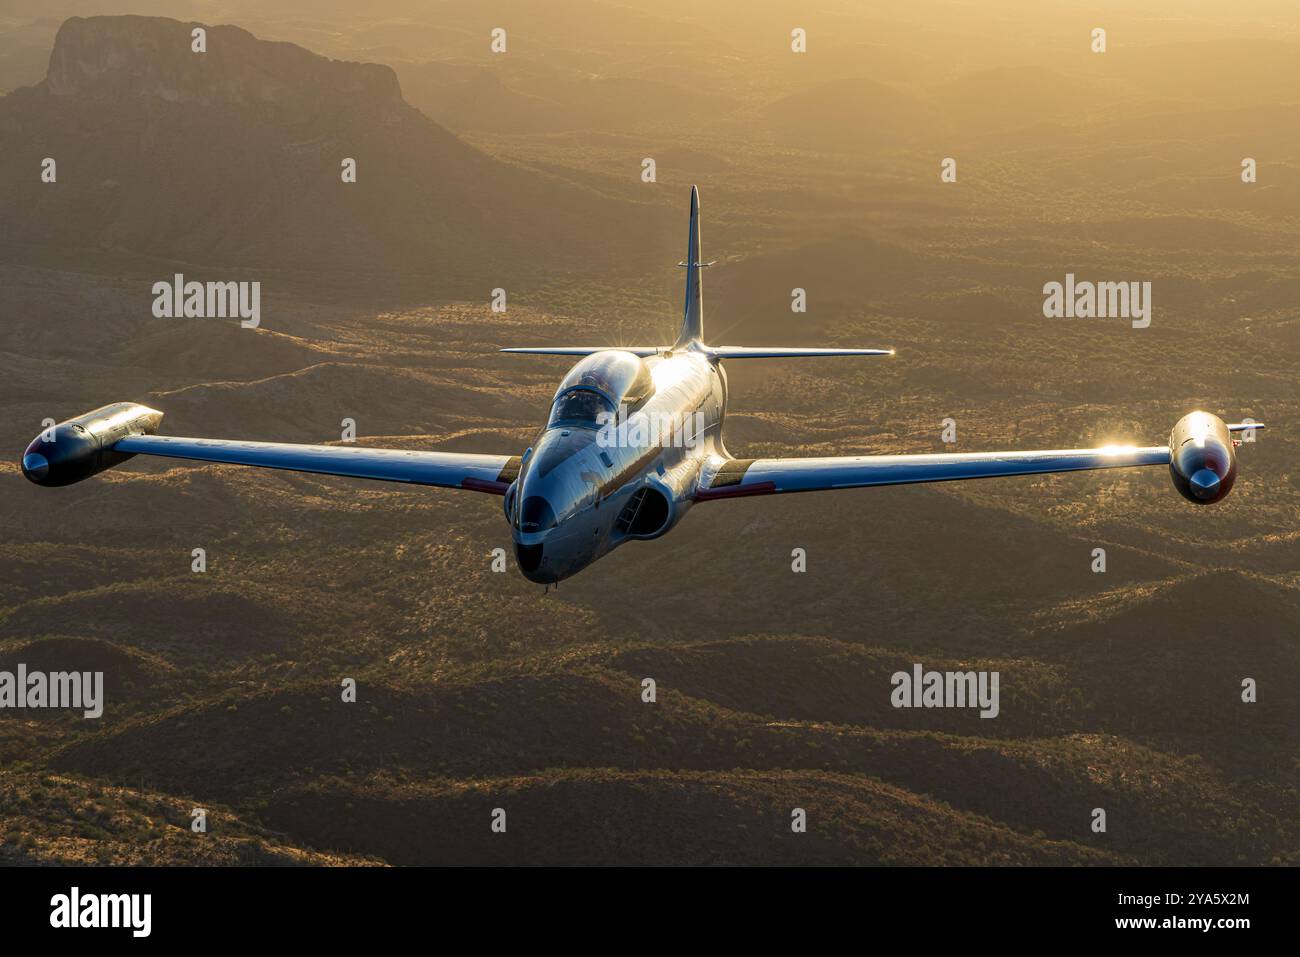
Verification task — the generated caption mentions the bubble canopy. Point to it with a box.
[548,350,655,428]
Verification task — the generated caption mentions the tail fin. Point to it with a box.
[501,185,892,361]
[675,185,711,348]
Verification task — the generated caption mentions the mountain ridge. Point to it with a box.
[0,15,669,288]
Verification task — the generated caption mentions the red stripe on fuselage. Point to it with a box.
[693,481,777,501]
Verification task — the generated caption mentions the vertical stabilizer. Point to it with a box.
[675,185,706,347]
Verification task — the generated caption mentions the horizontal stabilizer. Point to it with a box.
[501,347,663,358]
[705,346,894,359]
[1227,422,1266,432]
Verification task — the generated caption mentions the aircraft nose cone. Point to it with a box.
[21,452,49,483]
[1189,468,1221,500]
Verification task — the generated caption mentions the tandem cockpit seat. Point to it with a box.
[547,350,654,430]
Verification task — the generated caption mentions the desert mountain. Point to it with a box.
[0,16,667,292]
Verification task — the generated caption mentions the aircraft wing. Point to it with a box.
[114,435,522,494]
[694,446,1172,500]
[501,347,662,357]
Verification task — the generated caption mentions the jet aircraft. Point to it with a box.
[21,187,1263,584]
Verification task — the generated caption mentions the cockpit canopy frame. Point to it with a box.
[548,350,654,429]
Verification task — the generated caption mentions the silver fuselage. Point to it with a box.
[510,347,727,583]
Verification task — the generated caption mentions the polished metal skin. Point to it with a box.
[1168,410,1238,504]
[20,187,1264,585]
[509,344,725,582]
[21,402,162,487]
